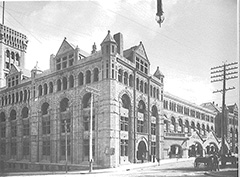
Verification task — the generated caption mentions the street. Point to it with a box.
[1,159,238,177]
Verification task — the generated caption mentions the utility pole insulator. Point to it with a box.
[211,61,238,166]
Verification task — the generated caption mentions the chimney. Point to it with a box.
[113,32,123,56]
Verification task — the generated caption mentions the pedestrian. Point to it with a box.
[213,153,219,171]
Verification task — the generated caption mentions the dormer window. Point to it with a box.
[7,75,20,88]
[56,58,61,70]
[62,56,67,69]
[56,54,74,71]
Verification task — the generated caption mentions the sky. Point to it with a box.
[1,0,238,106]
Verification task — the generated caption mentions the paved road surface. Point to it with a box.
[1,159,238,177]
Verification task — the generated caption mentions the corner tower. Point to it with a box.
[0,24,28,87]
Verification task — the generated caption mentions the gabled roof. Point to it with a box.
[101,30,116,45]
[8,64,20,75]
[134,41,149,62]
[123,45,137,61]
[201,102,221,113]
[227,103,238,113]
[56,37,75,56]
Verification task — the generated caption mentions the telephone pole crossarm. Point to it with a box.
[210,61,238,166]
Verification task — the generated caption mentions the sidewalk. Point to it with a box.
[1,157,195,176]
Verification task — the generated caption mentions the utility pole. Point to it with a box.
[211,61,238,166]
[64,119,68,173]
[85,86,100,173]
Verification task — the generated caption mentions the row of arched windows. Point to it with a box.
[38,68,100,97]
[117,69,160,99]
[1,89,30,107]
[0,107,29,123]
[164,116,214,135]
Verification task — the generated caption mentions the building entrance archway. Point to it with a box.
[137,140,147,162]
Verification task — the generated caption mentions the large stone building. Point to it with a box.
[0,24,238,172]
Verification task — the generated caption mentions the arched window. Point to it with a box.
[157,89,159,100]
[86,70,91,84]
[82,93,91,108]
[57,79,61,91]
[0,112,6,122]
[93,68,99,82]
[60,98,69,112]
[8,95,11,104]
[38,85,43,97]
[11,51,15,59]
[63,77,67,90]
[6,50,10,57]
[144,82,147,94]
[136,78,139,90]
[10,109,17,120]
[22,107,29,118]
[16,92,19,103]
[41,102,49,115]
[178,119,183,133]
[118,69,123,82]
[153,87,156,98]
[150,85,153,97]
[171,117,176,132]
[20,91,23,102]
[12,93,15,104]
[197,123,201,134]
[78,72,84,86]
[206,124,210,132]
[5,95,7,105]
[185,120,190,133]
[202,124,205,135]
[24,90,28,102]
[16,53,20,66]
[44,83,48,95]
[69,75,74,88]
[140,80,143,92]
[129,74,133,87]
[49,82,53,93]
[123,72,128,85]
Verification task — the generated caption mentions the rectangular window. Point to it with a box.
[83,139,95,157]
[69,58,74,66]
[42,140,50,156]
[23,121,30,136]
[151,142,156,156]
[23,141,30,156]
[0,141,6,155]
[42,117,50,135]
[5,62,10,69]
[136,57,140,70]
[196,112,200,119]
[56,58,61,70]
[11,124,17,137]
[61,138,70,156]
[137,120,144,133]
[83,116,95,131]
[120,139,128,156]
[1,125,6,138]
[11,141,17,156]
[62,57,67,69]
[151,123,156,135]
[120,116,128,131]
[140,60,144,72]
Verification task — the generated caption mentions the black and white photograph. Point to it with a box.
[0,0,238,177]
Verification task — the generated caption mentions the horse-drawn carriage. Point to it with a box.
[194,155,219,171]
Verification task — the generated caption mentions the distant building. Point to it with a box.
[201,102,238,153]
